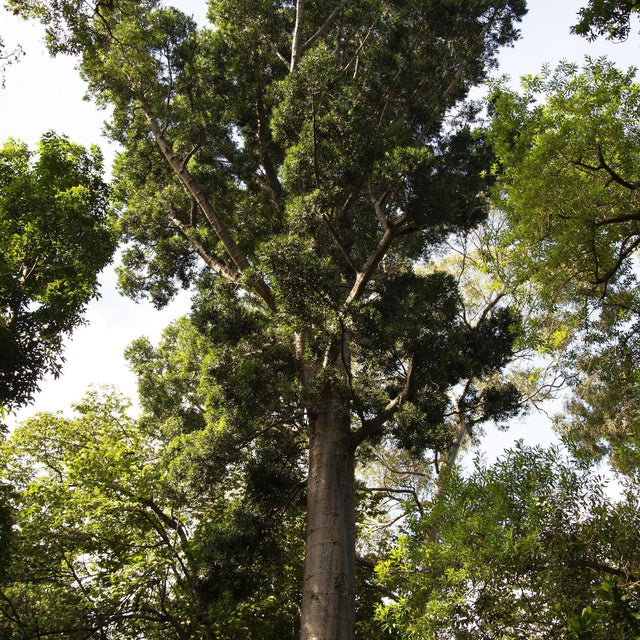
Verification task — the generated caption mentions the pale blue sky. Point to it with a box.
[1,1,639,465]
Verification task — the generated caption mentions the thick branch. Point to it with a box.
[478,291,506,324]
[140,497,193,580]
[291,0,306,71]
[346,224,400,304]
[369,183,390,230]
[352,355,416,447]
[167,209,242,284]
[572,147,640,191]
[596,144,640,190]
[139,98,276,312]
[434,412,470,500]
[594,211,640,227]
[264,36,291,71]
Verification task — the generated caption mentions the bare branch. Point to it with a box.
[264,36,291,71]
[291,0,306,71]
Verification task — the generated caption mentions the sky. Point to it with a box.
[1,1,639,460]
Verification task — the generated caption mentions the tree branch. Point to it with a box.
[593,234,640,289]
[351,354,416,447]
[264,36,291,71]
[167,209,242,284]
[291,0,306,71]
[139,98,276,312]
[364,486,424,515]
[323,213,359,274]
[363,580,400,601]
[139,498,193,582]
[596,143,640,190]
[594,211,640,228]
[346,224,401,304]
[302,0,348,50]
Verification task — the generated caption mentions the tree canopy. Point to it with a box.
[377,445,640,639]
[573,0,640,41]
[0,133,115,411]
[488,58,640,473]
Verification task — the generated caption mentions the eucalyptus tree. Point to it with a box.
[0,133,115,411]
[12,1,526,636]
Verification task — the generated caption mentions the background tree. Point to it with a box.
[0,386,307,639]
[11,1,527,636]
[488,58,640,473]
[0,133,115,411]
[572,0,640,41]
[376,445,640,639]
[0,34,22,88]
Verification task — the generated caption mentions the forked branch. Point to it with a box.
[351,355,417,447]
[140,98,276,312]
[167,209,242,284]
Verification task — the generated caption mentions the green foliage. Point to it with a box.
[490,58,640,311]
[376,445,640,639]
[573,0,640,41]
[0,34,23,88]
[566,577,640,640]
[0,386,305,639]
[489,58,640,473]
[0,133,115,410]
[559,333,640,475]
[5,0,527,457]
[8,1,529,635]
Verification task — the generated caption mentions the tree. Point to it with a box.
[488,58,640,473]
[11,1,527,636]
[572,0,640,41]
[376,445,640,639]
[0,387,307,639]
[1,389,198,638]
[0,133,116,411]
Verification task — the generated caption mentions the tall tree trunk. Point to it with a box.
[300,391,355,640]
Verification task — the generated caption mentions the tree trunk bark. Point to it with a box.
[300,392,355,640]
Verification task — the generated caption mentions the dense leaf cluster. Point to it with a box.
[377,445,640,639]
[0,134,115,410]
